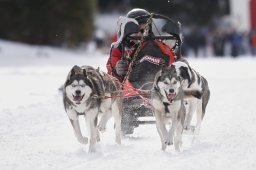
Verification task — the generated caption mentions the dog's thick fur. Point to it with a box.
[152,65,186,151]
[173,60,210,134]
[63,65,122,152]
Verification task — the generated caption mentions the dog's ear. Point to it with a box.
[170,64,177,74]
[68,65,79,80]
[64,65,79,86]
[161,65,169,73]
[96,67,100,72]
[83,69,87,77]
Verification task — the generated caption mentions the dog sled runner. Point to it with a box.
[111,13,183,134]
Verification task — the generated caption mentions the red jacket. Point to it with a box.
[252,34,256,48]
[106,40,176,77]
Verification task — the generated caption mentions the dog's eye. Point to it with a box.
[80,84,85,87]
[71,84,76,87]
[164,81,169,85]
[173,81,177,84]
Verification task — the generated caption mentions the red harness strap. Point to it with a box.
[122,80,151,105]
[122,79,141,97]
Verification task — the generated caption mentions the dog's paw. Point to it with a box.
[184,124,192,131]
[89,144,96,153]
[184,126,189,130]
[164,136,173,146]
[98,124,106,132]
[162,143,167,151]
[77,137,88,144]
[174,141,182,152]
[115,135,121,145]
[164,140,173,146]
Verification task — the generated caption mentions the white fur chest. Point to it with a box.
[67,103,90,115]
[66,104,88,120]
[152,98,165,112]
[73,104,88,114]
[66,103,94,120]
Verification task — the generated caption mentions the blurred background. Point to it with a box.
[0,0,255,57]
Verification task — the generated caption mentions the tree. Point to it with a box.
[97,0,229,27]
[0,0,96,47]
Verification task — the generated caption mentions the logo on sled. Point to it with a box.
[140,55,163,65]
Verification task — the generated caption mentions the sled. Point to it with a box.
[113,13,182,134]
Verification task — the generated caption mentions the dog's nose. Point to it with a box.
[75,90,81,95]
[169,89,174,93]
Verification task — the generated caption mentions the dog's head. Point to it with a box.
[154,65,182,103]
[64,65,93,105]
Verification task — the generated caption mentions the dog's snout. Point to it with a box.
[75,90,81,95]
[169,89,174,93]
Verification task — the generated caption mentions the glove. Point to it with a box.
[115,60,129,76]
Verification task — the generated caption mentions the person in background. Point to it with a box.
[230,29,242,57]
[250,30,256,55]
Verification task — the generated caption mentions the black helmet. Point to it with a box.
[126,8,150,24]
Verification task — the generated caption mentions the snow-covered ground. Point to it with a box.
[1,39,256,170]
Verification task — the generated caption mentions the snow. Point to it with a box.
[1,39,256,170]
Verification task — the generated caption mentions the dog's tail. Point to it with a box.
[184,90,202,99]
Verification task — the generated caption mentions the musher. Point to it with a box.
[106,8,178,82]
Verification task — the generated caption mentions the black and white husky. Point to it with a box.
[173,60,210,134]
[152,65,186,151]
[63,65,122,152]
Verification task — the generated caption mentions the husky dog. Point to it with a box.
[152,65,186,151]
[63,65,122,152]
[173,61,210,134]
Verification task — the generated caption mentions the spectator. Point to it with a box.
[230,30,242,57]
[212,31,225,57]
[250,31,256,55]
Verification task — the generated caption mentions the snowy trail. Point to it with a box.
[1,40,256,170]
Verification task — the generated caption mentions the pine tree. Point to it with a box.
[0,0,97,47]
